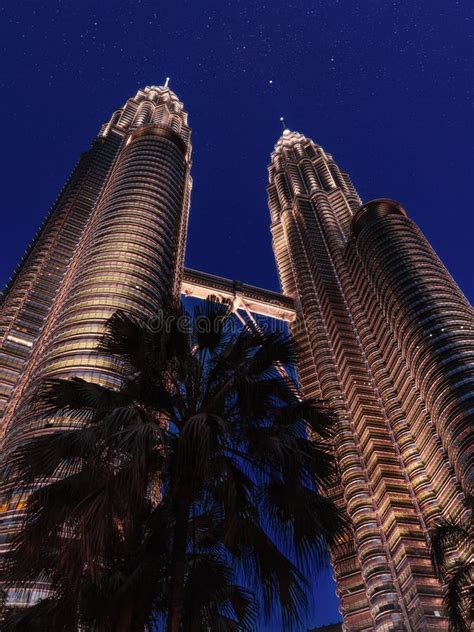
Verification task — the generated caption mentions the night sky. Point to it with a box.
[1,0,473,627]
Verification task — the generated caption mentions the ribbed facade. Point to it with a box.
[0,89,471,626]
[0,86,192,604]
[0,133,123,420]
[268,130,473,631]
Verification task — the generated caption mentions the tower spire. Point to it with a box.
[279,116,289,134]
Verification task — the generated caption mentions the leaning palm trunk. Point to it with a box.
[2,298,348,631]
[166,495,191,632]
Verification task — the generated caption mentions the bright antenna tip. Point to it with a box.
[279,116,289,133]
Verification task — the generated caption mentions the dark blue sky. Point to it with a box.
[1,0,472,627]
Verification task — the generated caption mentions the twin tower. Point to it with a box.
[0,85,472,630]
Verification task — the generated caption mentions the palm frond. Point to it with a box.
[33,377,122,419]
[430,520,471,580]
[231,376,296,423]
[192,296,232,353]
[241,424,337,490]
[223,516,307,629]
[210,456,256,529]
[246,329,297,377]
[182,554,257,631]
[4,426,99,486]
[443,563,473,632]
[262,481,349,568]
[97,309,150,362]
[176,413,228,489]
[274,398,337,440]
[1,596,76,632]
[4,466,122,589]
[99,306,190,376]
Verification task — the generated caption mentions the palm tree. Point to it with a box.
[429,496,473,632]
[2,298,348,632]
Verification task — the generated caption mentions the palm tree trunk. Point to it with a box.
[118,611,132,632]
[166,497,191,632]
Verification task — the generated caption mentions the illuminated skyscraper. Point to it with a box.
[268,129,473,631]
[1,86,472,629]
[0,85,192,602]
